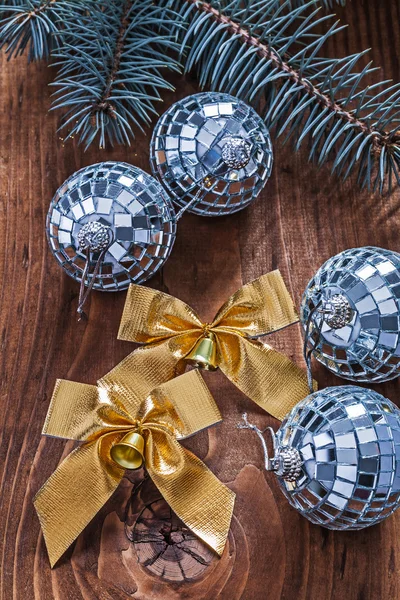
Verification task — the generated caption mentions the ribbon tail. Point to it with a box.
[146,433,235,556]
[43,379,110,441]
[218,334,314,421]
[34,440,124,567]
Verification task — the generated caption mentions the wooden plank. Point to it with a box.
[0,1,399,597]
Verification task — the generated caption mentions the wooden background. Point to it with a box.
[1,1,400,598]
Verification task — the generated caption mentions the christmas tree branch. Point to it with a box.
[89,0,132,122]
[51,0,182,148]
[1,0,398,192]
[189,0,397,161]
[165,0,400,192]
[189,0,377,142]
[0,0,73,61]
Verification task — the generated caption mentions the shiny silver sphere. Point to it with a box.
[301,247,400,382]
[46,162,176,291]
[150,92,273,216]
[276,386,400,530]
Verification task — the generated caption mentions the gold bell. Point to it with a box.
[185,332,218,371]
[110,431,145,470]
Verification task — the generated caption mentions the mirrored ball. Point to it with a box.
[46,162,176,291]
[301,246,400,382]
[150,92,273,216]
[276,386,400,530]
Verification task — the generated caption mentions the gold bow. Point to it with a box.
[116,270,311,421]
[34,370,235,568]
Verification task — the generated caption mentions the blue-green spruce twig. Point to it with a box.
[0,1,88,61]
[1,0,398,194]
[50,0,182,148]
[162,0,400,193]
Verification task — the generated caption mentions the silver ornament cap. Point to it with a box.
[221,137,251,169]
[320,293,353,329]
[272,447,303,482]
[77,222,111,252]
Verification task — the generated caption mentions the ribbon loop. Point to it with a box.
[118,284,203,344]
[211,270,299,336]
[34,370,234,567]
[116,270,314,420]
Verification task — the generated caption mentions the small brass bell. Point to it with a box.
[110,431,145,470]
[185,332,218,371]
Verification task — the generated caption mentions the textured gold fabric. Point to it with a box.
[34,371,235,567]
[118,270,312,420]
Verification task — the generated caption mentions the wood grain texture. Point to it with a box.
[1,1,400,598]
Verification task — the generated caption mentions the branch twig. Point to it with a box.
[186,0,400,152]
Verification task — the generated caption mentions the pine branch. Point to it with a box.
[163,0,400,192]
[0,0,75,61]
[51,0,182,149]
[2,0,397,193]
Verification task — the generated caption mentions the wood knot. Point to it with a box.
[125,477,215,582]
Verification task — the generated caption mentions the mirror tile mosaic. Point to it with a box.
[276,386,400,529]
[46,162,176,291]
[301,247,400,382]
[150,92,273,216]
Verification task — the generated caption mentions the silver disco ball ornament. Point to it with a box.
[301,247,400,382]
[273,386,400,530]
[150,92,273,216]
[46,162,176,291]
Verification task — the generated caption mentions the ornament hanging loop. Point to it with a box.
[174,182,208,221]
[238,414,302,481]
[76,222,114,321]
[237,413,277,471]
[303,301,322,394]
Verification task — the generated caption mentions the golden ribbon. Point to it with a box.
[116,270,312,421]
[34,370,235,568]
